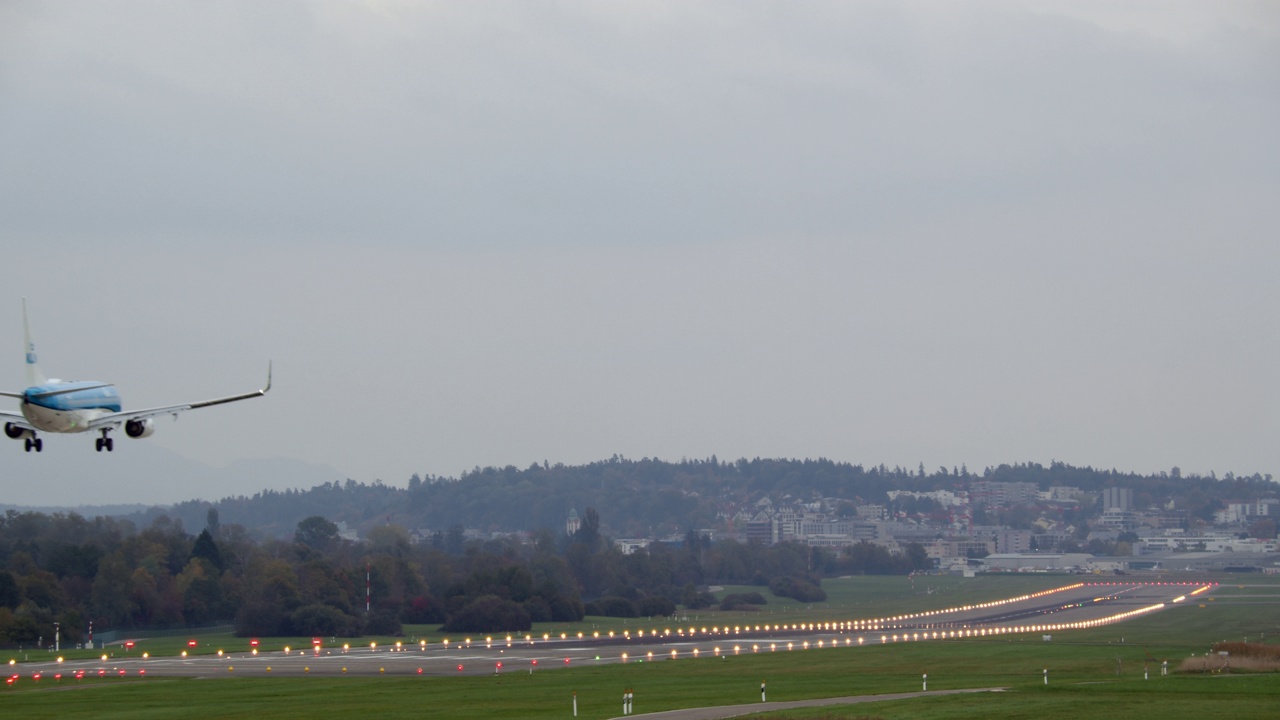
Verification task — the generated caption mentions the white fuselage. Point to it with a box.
[22,403,114,433]
[16,380,123,434]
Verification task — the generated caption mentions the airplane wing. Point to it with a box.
[0,406,34,431]
[86,362,272,430]
[1,390,29,426]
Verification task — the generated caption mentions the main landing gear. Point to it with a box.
[6,423,40,451]
[95,430,114,452]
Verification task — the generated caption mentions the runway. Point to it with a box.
[9,581,1214,681]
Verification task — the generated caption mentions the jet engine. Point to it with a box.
[5,422,34,440]
[125,418,155,439]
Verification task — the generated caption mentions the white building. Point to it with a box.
[1043,486,1083,502]
[982,553,1092,571]
[614,539,651,555]
[1216,499,1278,524]
[887,489,965,507]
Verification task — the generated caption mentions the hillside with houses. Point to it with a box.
[102,457,1279,575]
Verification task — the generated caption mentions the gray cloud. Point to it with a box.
[1,2,1276,504]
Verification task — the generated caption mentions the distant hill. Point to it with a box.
[24,457,1271,542]
[0,502,150,516]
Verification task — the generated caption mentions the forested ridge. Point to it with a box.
[124,457,1271,540]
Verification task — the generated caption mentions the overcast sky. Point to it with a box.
[2,1,1277,507]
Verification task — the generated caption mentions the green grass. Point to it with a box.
[5,636,1278,720]
[746,676,1280,720]
[4,574,1276,719]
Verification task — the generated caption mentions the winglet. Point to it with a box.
[22,298,47,388]
[160,361,273,411]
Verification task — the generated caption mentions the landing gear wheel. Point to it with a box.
[105,437,113,452]
[95,437,104,452]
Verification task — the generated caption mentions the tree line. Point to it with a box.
[0,507,929,646]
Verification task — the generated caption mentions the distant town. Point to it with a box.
[127,457,1276,575]
[421,474,1276,577]
[687,480,1278,575]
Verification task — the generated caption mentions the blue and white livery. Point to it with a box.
[2,300,270,452]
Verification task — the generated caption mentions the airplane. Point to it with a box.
[1,300,270,452]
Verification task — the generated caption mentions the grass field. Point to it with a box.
[3,573,1277,719]
[746,677,1280,720]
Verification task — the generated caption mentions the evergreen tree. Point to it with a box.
[190,529,224,572]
